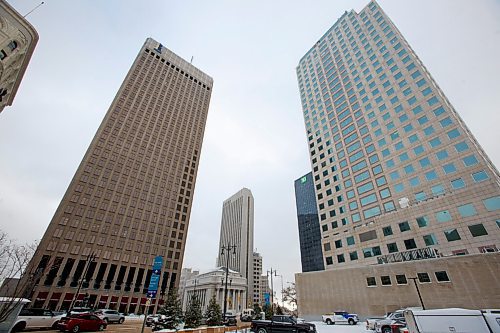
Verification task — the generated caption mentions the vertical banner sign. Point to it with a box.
[147,256,163,299]
[264,292,270,306]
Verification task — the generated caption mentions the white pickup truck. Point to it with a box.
[404,308,500,333]
[322,311,359,325]
[11,308,63,332]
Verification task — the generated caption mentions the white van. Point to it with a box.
[404,308,500,333]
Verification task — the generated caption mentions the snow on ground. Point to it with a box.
[313,321,369,333]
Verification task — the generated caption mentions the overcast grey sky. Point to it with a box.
[1,0,499,294]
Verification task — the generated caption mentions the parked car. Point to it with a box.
[68,307,94,315]
[366,316,386,330]
[404,308,500,333]
[93,309,125,324]
[251,315,316,333]
[223,314,237,326]
[146,314,160,327]
[375,310,407,333]
[322,311,359,325]
[57,313,107,332]
[11,308,63,332]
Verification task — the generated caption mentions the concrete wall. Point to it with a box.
[296,253,500,317]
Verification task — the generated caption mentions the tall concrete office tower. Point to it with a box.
[294,172,325,272]
[23,38,213,313]
[217,188,255,308]
[295,0,500,315]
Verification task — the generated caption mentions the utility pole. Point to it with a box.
[408,277,425,310]
[68,253,96,313]
[267,268,278,316]
[220,244,237,322]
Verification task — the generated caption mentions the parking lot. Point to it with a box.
[23,319,371,333]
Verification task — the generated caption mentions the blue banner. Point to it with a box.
[264,292,270,305]
[147,256,163,299]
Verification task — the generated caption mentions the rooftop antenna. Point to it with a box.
[190,56,194,64]
[24,1,44,18]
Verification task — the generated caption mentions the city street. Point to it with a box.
[31,320,370,333]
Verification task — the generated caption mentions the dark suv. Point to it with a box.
[251,315,316,333]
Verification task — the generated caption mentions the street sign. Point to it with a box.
[147,256,163,299]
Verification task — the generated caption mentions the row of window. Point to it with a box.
[366,271,450,287]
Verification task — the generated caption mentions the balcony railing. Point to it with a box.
[377,247,439,264]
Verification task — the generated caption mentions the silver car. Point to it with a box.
[94,309,125,324]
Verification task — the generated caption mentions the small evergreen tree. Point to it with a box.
[262,304,273,320]
[184,294,203,328]
[252,303,262,319]
[157,288,183,329]
[275,304,284,315]
[205,295,222,326]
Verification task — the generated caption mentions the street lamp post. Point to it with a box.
[267,268,278,316]
[408,277,425,310]
[220,244,237,322]
[68,252,96,313]
[277,274,284,308]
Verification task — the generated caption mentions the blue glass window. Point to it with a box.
[380,188,391,198]
[412,105,423,115]
[416,78,427,87]
[416,216,429,227]
[454,141,469,152]
[451,178,465,189]
[360,194,377,206]
[422,87,432,96]
[408,96,417,105]
[447,128,461,139]
[399,153,409,162]
[403,124,413,133]
[394,183,404,193]
[415,191,426,202]
[363,206,381,219]
[419,157,431,168]
[458,203,477,217]
[436,150,448,160]
[440,117,452,127]
[429,137,441,148]
[384,201,395,211]
[382,148,390,157]
[425,170,438,181]
[433,106,445,117]
[369,154,379,164]
[404,165,415,174]
[376,176,387,186]
[409,134,419,143]
[386,159,395,168]
[463,155,478,167]
[418,116,429,125]
[443,163,457,174]
[483,196,500,211]
[423,126,435,136]
[413,146,424,156]
[349,201,358,210]
[395,142,404,150]
[427,96,439,106]
[358,181,374,194]
[431,184,445,195]
[444,229,461,242]
[372,165,382,175]
[390,171,400,180]
[436,210,452,222]
[472,170,489,182]
[409,177,420,187]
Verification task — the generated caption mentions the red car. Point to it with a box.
[58,313,107,332]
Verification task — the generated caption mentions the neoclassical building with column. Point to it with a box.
[182,267,247,314]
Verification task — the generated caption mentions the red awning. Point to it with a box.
[64,293,74,300]
[130,297,138,304]
[140,297,147,305]
[121,296,129,303]
[50,292,62,300]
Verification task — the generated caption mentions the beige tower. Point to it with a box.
[217,188,255,310]
[22,38,213,313]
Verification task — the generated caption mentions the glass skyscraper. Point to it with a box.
[294,172,325,272]
[296,0,500,269]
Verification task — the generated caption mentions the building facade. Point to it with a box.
[259,275,270,308]
[217,188,255,308]
[178,268,199,308]
[294,172,325,272]
[182,267,247,314]
[0,0,39,113]
[295,0,500,316]
[251,252,262,306]
[22,38,213,313]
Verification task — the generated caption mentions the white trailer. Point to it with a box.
[404,308,500,333]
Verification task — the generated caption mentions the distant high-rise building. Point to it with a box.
[217,188,255,308]
[259,275,270,307]
[22,38,213,313]
[178,268,199,308]
[295,0,500,316]
[294,172,325,272]
[251,252,262,306]
[0,0,39,113]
